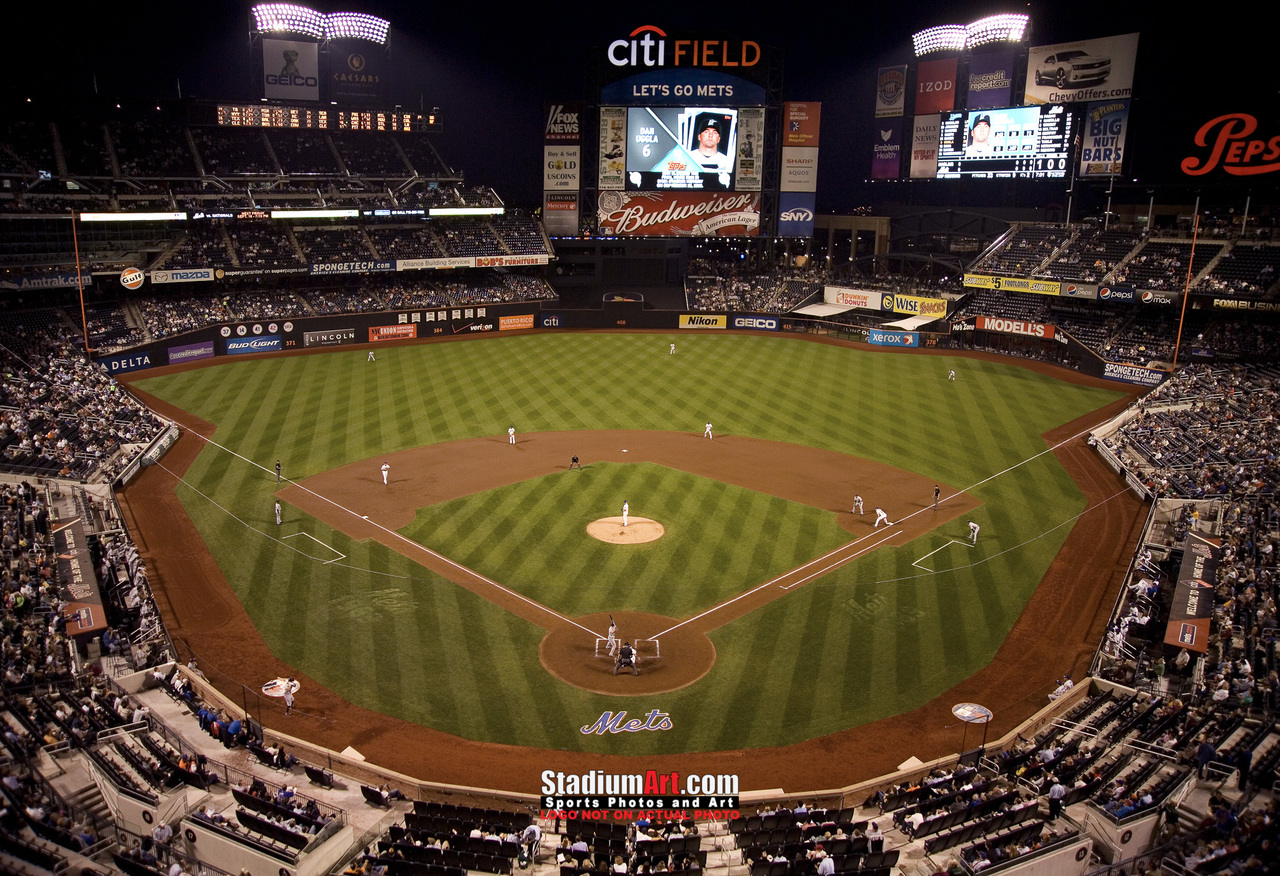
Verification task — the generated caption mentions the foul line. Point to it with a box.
[912,539,975,572]
[281,531,346,565]
[155,419,595,637]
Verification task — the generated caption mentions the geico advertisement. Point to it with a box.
[730,315,778,331]
[679,314,727,329]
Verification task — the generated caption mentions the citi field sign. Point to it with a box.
[607,25,760,69]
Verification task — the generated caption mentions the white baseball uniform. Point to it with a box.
[874,508,891,528]
[969,521,981,543]
[508,426,516,444]
[670,343,675,355]
[622,501,629,527]
[704,422,713,439]
[381,463,390,485]
[274,500,281,525]
[368,350,376,361]
[853,495,864,515]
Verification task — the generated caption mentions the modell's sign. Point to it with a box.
[1181,113,1280,176]
[597,192,760,237]
[976,316,1055,338]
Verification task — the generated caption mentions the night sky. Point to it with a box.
[9,2,1275,211]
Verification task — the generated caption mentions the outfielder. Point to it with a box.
[852,495,864,515]
[622,500,629,527]
[670,343,676,355]
[381,462,390,485]
[969,520,981,544]
[704,422,713,440]
[948,369,956,381]
[368,350,376,362]
[874,507,892,528]
[606,617,619,656]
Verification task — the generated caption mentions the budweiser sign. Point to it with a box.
[1181,113,1280,177]
[597,192,760,237]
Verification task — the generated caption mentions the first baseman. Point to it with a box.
[622,500,629,527]
[874,507,892,528]
[381,462,390,485]
[852,495,864,515]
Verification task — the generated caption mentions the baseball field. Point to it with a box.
[120,330,1145,792]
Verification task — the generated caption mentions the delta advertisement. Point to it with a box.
[101,351,154,374]
[1080,100,1130,177]
[1163,532,1221,652]
[597,191,760,237]
[1024,33,1139,106]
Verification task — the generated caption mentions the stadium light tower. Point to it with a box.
[252,3,326,38]
[324,12,390,45]
[912,13,1029,56]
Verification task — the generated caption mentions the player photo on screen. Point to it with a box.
[936,104,1074,180]
[625,107,739,191]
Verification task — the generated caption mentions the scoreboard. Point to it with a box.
[215,104,439,132]
[937,104,1075,179]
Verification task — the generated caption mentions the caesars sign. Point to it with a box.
[597,192,760,237]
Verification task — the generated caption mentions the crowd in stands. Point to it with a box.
[685,261,823,313]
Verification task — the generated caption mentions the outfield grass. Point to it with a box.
[136,333,1124,753]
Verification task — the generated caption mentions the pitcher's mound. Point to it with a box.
[588,517,664,544]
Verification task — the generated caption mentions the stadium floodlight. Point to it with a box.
[324,12,390,44]
[913,25,966,56]
[252,3,326,39]
[964,14,1029,48]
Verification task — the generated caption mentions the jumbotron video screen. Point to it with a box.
[937,104,1076,179]
[617,106,741,191]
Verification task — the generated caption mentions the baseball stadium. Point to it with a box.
[2,5,1279,876]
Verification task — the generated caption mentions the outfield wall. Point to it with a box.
[95,301,1161,392]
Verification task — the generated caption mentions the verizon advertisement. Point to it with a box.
[596,192,760,237]
[975,316,1055,339]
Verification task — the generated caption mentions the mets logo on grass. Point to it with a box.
[540,766,741,818]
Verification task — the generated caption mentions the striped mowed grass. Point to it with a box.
[135,332,1124,753]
